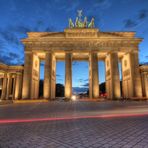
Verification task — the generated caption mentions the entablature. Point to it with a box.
[24,39,140,51]
[0,63,24,73]
[24,30,138,39]
[140,65,148,72]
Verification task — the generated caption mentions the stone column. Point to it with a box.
[131,52,142,97]
[6,73,12,100]
[141,72,148,98]
[105,52,121,99]
[1,73,7,100]
[65,53,72,98]
[12,75,16,100]
[89,53,99,98]
[15,73,23,99]
[51,55,56,99]
[144,73,148,97]
[44,52,52,99]
[22,52,33,99]
[122,53,133,98]
[36,59,40,99]
[122,51,142,98]
[31,56,40,99]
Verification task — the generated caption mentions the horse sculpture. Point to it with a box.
[88,18,95,28]
[68,11,95,28]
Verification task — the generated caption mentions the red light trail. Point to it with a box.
[0,113,148,124]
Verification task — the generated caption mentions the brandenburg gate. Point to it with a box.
[0,12,148,101]
[21,14,144,100]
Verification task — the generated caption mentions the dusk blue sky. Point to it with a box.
[0,0,148,88]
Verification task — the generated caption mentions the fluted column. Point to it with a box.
[143,73,148,97]
[89,53,99,98]
[22,52,33,99]
[12,74,16,100]
[31,57,40,99]
[15,73,23,99]
[44,52,56,99]
[131,52,142,97]
[141,72,148,98]
[51,55,56,99]
[1,73,7,100]
[122,51,142,98]
[6,73,12,100]
[44,52,52,99]
[105,52,121,99]
[65,53,72,98]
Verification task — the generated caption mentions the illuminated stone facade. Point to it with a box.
[0,63,23,100]
[21,28,145,99]
[0,28,147,100]
[140,65,148,98]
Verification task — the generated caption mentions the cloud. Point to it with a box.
[40,62,45,67]
[84,79,89,82]
[78,78,83,82]
[0,31,20,45]
[123,9,148,29]
[55,0,111,17]
[0,52,23,65]
[78,78,89,82]
[13,25,31,34]
[57,78,63,82]
[124,19,137,28]
[0,39,6,49]
[55,0,79,12]
[72,61,79,66]
[0,23,57,56]
[56,74,62,77]
[9,52,20,59]
[138,9,148,20]
[0,17,59,66]
[44,26,57,32]
[81,83,89,87]
[139,61,148,65]
[93,0,111,9]
[37,20,44,26]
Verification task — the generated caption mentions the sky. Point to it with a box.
[0,0,148,88]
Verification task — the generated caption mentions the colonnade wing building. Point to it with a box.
[0,27,148,100]
[0,63,23,100]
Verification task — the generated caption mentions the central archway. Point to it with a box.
[72,61,89,99]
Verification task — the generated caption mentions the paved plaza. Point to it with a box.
[1,101,148,148]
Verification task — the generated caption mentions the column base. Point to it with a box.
[0,100,13,105]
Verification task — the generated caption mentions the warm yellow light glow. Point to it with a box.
[71,95,77,101]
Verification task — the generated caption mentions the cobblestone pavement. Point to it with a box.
[1,101,148,148]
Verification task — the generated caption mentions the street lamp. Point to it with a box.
[71,95,77,101]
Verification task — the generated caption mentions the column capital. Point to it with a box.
[65,50,72,54]
[25,51,33,54]
[16,72,22,75]
[89,50,98,54]
[107,50,119,54]
[45,51,52,54]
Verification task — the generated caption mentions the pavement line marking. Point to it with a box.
[0,113,148,124]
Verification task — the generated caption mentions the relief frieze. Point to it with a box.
[33,69,39,78]
[106,70,110,77]
[123,69,130,77]
[66,32,97,37]
[25,41,138,50]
